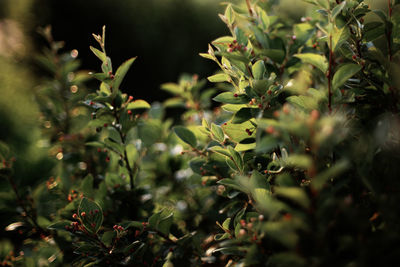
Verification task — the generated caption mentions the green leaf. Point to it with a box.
[260,49,285,63]
[311,160,349,190]
[148,211,173,235]
[332,63,362,91]
[113,57,137,91]
[80,174,94,198]
[208,73,230,83]
[173,126,197,147]
[235,142,256,152]
[316,0,329,9]
[211,123,225,143]
[232,107,258,124]
[213,92,250,104]
[218,178,248,193]
[225,4,235,25]
[209,146,230,157]
[104,138,124,155]
[331,26,350,52]
[222,218,231,230]
[90,46,106,62]
[274,187,310,209]
[47,221,71,231]
[332,1,346,19]
[250,171,270,193]
[252,60,266,80]
[101,231,116,246]
[126,144,138,165]
[161,83,183,95]
[223,120,256,142]
[157,213,173,235]
[78,197,103,234]
[258,7,270,31]
[127,99,151,109]
[228,146,244,172]
[294,53,328,73]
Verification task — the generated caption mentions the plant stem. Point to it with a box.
[246,0,253,16]
[387,0,393,61]
[328,35,333,114]
[113,106,136,190]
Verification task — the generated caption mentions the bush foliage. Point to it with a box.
[1,0,400,266]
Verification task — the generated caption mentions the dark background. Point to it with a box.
[32,0,229,101]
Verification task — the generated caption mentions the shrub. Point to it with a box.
[1,0,400,266]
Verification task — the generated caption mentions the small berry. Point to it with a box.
[266,125,275,134]
[228,48,233,53]
[105,156,110,162]
[258,104,263,109]
[234,93,238,97]
[127,110,132,115]
[80,212,86,217]
[103,123,108,127]
[128,96,133,101]
[352,55,357,60]
[72,213,77,219]
[292,35,297,40]
[312,43,317,48]
[233,40,237,44]
[90,101,94,106]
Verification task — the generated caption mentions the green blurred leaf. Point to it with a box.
[173,126,197,147]
[294,53,328,73]
[332,63,362,91]
[127,99,151,109]
[274,187,310,209]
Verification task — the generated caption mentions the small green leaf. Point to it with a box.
[228,146,244,172]
[332,1,346,19]
[222,218,231,230]
[232,107,257,124]
[332,63,362,91]
[90,46,106,62]
[47,221,71,231]
[127,99,151,109]
[209,146,231,157]
[78,197,103,234]
[225,4,235,25]
[252,60,266,80]
[258,7,270,31]
[274,187,310,209]
[294,53,328,73]
[218,178,247,193]
[113,57,137,91]
[173,126,197,147]
[211,123,225,143]
[161,83,183,95]
[208,73,230,83]
[213,92,250,104]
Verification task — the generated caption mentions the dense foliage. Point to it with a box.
[1,0,400,266]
